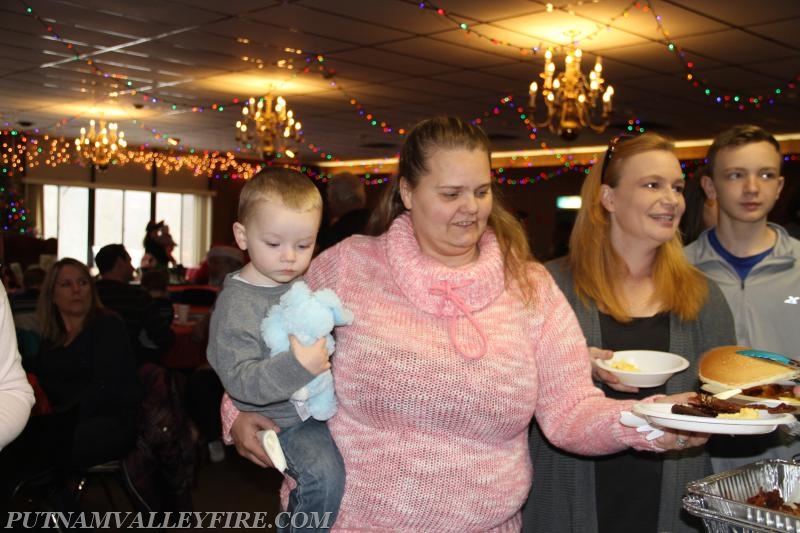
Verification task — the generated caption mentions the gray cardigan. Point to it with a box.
[523,258,736,533]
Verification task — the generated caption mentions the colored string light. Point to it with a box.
[642,0,797,109]
[16,0,799,169]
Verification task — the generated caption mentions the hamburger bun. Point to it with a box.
[698,345,800,389]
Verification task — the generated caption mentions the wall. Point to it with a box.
[208,177,246,247]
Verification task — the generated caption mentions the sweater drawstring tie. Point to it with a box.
[429,280,488,360]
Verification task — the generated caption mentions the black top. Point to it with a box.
[30,311,141,421]
[595,311,670,533]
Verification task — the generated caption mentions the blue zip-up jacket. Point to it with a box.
[685,223,800,472]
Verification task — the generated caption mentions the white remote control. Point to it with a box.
[257,429,287,472]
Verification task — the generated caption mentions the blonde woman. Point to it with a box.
[525,133,735,533]
[2,259,141,506]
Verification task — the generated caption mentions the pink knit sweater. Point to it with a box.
[222,214,663,532]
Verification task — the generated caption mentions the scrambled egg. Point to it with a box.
[718,408,760,420]
[610,360,640,372]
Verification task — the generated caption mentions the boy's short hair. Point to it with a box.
[238,168,322,224]
[706,124,781,177]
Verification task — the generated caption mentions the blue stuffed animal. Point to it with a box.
[260,281,354,421]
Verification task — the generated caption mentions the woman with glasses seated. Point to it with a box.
[524,133,736,533]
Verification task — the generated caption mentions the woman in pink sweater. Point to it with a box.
[222,117,706,532]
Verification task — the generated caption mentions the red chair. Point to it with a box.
[26,373,52,416]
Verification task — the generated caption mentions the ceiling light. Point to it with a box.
[74,119,127,170]
[528,47,614,141]
[235,95,302,160]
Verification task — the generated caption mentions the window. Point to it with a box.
[44,185,89,263]
[43,185,209,268]
[120,190,151,265]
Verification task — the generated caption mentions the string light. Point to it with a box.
[641,0,796,109]
[16,0,799,172]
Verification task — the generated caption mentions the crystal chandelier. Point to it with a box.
[235,95,302,160]
[74,119,127,169]
[528,47,614,141]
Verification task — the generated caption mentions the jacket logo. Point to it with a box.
[785,296,800,305]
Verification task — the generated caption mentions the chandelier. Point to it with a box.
[74,119,127,169]
[528,47,614,141]
[235,95,302,160]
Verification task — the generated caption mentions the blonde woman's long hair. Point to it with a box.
[368,116,536,304]
[568,132,708,322]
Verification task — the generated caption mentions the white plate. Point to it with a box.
[700,382,800,408]
[632,403,796,435]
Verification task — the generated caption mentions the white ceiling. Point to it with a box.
[1,0,799,164]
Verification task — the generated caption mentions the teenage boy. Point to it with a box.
[685,124,800,470]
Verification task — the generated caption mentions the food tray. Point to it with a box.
[683,459,800,533]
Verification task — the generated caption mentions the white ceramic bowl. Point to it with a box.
[596,350,690,388]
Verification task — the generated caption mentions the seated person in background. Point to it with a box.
[685,124,800,471]
[94,244,174,365]
[1,265,21,294]
[143,220,170,270]
[11,266,47,361]
[155,224,178,267]
[316,172,371,253]
[11,266,46,336]
[10,266,46,318]
[140,269,174,329]
[679,165,718,245]
[182,244,245,462]
[1,258,141,505]
[187,244,245,288]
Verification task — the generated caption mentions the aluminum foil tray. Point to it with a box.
[683,460,800,533]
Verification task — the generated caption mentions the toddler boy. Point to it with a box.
[208,168,344,531]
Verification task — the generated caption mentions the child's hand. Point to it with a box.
[290,335,329,376]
